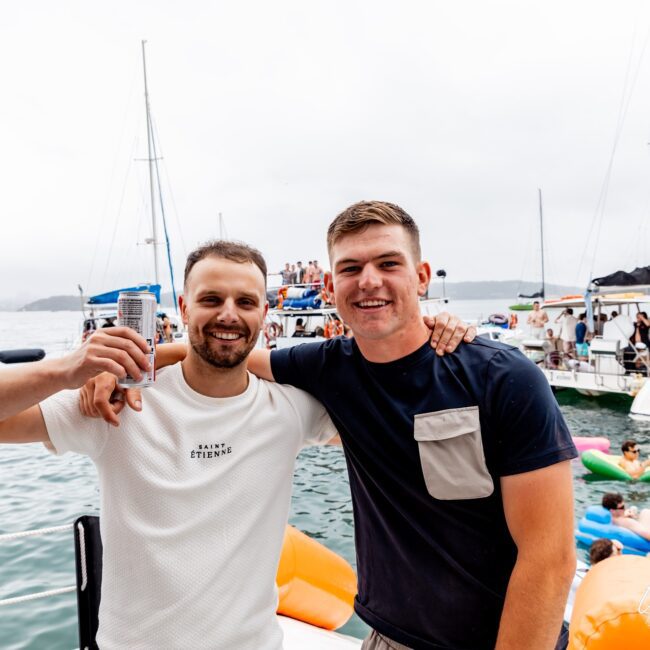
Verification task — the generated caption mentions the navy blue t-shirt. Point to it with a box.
[575,321,587,344]
[272,337,576,650]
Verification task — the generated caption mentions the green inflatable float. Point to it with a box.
[581,450,650,482]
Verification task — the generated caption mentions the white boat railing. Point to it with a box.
[0,523,76,607]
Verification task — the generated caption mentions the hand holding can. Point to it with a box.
[117,291,156,388]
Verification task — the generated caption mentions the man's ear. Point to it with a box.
[326,272,335,304]
[178,294,188,326]
[416,261,432,297]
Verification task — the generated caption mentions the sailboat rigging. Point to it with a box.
[81,41,182,338]
[510,188,546,311]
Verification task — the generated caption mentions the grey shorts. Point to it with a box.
[361,630,412,650]
[361,625,568,650]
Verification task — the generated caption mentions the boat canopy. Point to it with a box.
[591,266,650,294]
[87,284,161,305]
[542,294,650,310]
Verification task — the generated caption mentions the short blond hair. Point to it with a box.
[327,201,421,260]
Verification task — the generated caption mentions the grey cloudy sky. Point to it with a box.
[2,1,650,304]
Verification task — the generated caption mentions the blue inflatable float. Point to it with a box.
[282,289,322,310]
[575,505,650,556]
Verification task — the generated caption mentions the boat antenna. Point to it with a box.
[141,40,160,288]
[538,188,545,300]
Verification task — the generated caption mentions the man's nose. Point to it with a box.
[216,298,240,323]
[358,264,382,290]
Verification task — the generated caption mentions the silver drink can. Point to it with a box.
[117,291,156,387]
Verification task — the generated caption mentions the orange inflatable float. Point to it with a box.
[568,555,650,649]
[276,525,357,630]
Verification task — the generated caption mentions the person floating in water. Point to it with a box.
[602,492,650,541]
[589,537,623,565]
[618,439,650,479]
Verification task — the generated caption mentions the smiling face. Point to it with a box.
[329,223,431,357]
[180,256,267,369]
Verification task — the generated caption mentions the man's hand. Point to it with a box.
[61,327,151,389]
[78,339,186,426]
[424,312,476,356]
[79,372,143,427]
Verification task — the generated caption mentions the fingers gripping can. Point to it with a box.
[117,291,156,387]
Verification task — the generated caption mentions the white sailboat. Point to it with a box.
[519,268,650,420]
[80,41,183,344]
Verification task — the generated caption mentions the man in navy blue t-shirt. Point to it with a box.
[86,201,577,649]
[257,202,577,650]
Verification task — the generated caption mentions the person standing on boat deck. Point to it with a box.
[296,260,306,284]
[555,308,577,358]
[303,260,315,284]
[107,202,577,649]
[575,313,589,358]
[527,300,549,338]
[0,242,347,650]
[313,259,324,284]
[260,202,577,650]
[280,262,293,285]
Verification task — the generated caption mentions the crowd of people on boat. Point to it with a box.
[81,311,178,345]
[279,260,325,286]
[525,300,650,371]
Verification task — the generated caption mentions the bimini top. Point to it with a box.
[590,265,650,294]
[86,284,161,305]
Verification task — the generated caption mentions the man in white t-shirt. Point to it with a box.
[0,241,336,649]
[555,308,578,357]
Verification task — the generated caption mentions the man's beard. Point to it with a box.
[190,325,258,369]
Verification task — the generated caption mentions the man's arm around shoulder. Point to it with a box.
[496,461,575,649]
[247,349,274,381]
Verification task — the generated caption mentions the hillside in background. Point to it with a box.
[428,280,581,300]
[10,282,584,312]
[14,292,178,312]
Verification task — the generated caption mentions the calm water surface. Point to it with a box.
[1,307,649,649]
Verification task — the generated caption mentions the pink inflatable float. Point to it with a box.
[572,436,610,453]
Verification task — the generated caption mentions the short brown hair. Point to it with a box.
[184,240,267,289]
[327,201,421,259]
[601,492,623,511]
[589,538,614,564]
[621,439,638,453]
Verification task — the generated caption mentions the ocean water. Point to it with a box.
[1,307,649,649]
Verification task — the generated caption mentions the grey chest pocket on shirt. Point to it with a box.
[414,406,494,500]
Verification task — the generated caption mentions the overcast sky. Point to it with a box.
[3,1,650,304]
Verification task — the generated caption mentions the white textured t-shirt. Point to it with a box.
[40,364,335,650]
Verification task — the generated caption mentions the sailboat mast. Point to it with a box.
[141,40,160,286]
[538,188,545,300]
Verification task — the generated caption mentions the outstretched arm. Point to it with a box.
[0,327,150,421]
[0,406,50,444]
[495,461,575,649]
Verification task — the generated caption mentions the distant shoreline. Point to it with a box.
[1,280,581,312]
